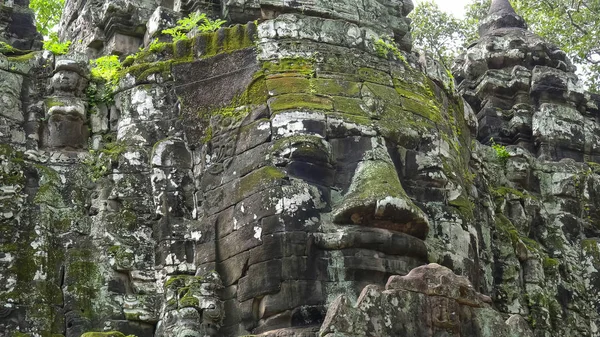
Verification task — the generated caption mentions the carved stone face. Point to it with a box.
[172,41,467,335]
[52,69,82,95]
[156,274,223,337]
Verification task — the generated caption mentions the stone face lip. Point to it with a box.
[479,0,527,36]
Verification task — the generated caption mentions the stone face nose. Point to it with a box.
[331,158,430,240]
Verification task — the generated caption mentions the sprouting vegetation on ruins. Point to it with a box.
[161,12,226,42]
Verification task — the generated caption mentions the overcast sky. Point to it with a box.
[413,0,472,18]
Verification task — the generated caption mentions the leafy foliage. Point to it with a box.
[89,55,123,104]
[408,1,466,69]
[90,55,122,87]
[29,0,65,37]
[490,138,510,163]
[162,12,226,42]
[43,33,71,55]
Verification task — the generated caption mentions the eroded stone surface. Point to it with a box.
[320,264,533,337]
[1,0,600,336]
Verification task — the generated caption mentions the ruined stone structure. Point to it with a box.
[1,0,599,336]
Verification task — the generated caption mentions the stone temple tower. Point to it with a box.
[453,0,600,162]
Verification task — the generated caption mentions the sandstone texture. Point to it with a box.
[1,0,599,336]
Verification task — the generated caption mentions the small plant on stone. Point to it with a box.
[90,55,122,86]
[374,36,407,64]
[83,139,126,182]
[90,55,122,103]
[162,12,227,42]
[490,138,510,163]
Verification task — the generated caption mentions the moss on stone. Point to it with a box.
[83,140,126,182]
[266,77,311,96]
[311,78,361,97]
[332,96,368,117]
[122,60,172,82]
[495,213,542,253]
[262,57,315,77]
[363,82,404,106]
[65,248,101,319]
[0,41,19,54]
[164,274,203,289]
[12,332,33,337]
[327,112,373,127]
[6,52,37,63]
[201,24,255,58]
[237,166,285,199]
[269,93,333,112]
[401,96,442,123]
[271,134,327,154]
[542,257,559,272]
[582,239,600,260]
[347,160,408,203]
[358,67,392,85]
[80,332,134,337]
[449,194,475,220]
[491,186,532,200]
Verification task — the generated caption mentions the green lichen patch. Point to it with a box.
[363,82,404,107]
[357,67,393,85]
[449,194,475,220]
[237,166,285,200]
[373,37,408,64]
[82,139,126,182]
[269,93,333,112]
[201,24,255,59]
[0,144,26,187]
[199,72,268,123]
[401,96,442,124]
[6,52,37,63]
[1,41,33,58]
[311,78,361,97]
[122,60,172,82]
[542,257,560,274]
[271,134,331,163]
[495,213,542,254]
[332,96,369,117]
[491,186,534,200]
[333,156,429,239]
[327,112,373,127]
[266,77,311,96]
[262,57,316,78]
[582,239,600,261]
[271,134,328,154]
[65,247,102,319]
[121,22,256,84]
